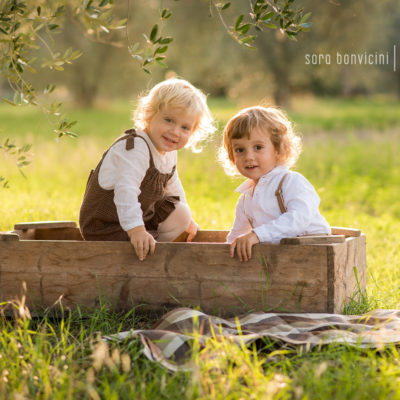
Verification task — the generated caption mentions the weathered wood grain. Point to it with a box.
[326,235,367,313]
[192,230,228,243]
[331,227,361,237]
[13,227,225,242]
[11,222,360,241]
[280,235,345,245]
[34,228,83,241]
[0,229,366,315]
[0,233,19,241]
[14,221,77,230]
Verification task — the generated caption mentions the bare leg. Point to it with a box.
[157,201,191,242]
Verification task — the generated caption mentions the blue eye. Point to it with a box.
[165,118,172,123]
[255,145,263,150]
[234,148,243,153]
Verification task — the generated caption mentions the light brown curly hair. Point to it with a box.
[219,106,302,175]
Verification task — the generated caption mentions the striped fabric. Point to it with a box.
[104,307,400,372]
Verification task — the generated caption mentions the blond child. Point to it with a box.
[220,106,331,262]
[80,78,215,260]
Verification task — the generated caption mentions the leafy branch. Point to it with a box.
[1,0,310,187]
[127,3,173,74]
[211,0,311,48]
[0,0,125,139]
[0,137,32,188]
[127,0,310,73]
[0,0,125,186]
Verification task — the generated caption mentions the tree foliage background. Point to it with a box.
[0,0,399,186]
[2,0,398,110]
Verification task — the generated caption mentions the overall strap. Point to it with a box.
[123,129,155,168]
[275,172,289,214]
[124,128,136,150]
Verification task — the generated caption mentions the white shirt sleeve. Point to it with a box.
[226,195,253,243]
[252,173,325,243]
[98,138,150,231]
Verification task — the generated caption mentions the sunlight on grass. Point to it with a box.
[1,97,400,398]
[1,100,400,310]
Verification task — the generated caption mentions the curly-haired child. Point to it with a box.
[219,106,330,262]
[80,78,215,260]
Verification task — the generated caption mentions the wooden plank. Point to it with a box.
[0,228,365,315]
[326,241,346,313]
[158,230,229,243]
[34,228,83,241]
[12,229,35,240]
[344,234,367,296]
[173,231,189,242]
[0,233,19,241]
[14,227,83,241]
[199,258,328,314]
[192,230,228,243]
[280,235,345,245]
[0,240,330,314]
[114,277,202,311]
[14,221,77,230]
[331,227,361,237]
[327,235,367,313]
[15,228,227,243]
[0,271,42,304]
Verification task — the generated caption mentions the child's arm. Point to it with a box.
[100,139,150,231]
[226,196,253,243]
[253,173,330,243]
[100,139,154,259]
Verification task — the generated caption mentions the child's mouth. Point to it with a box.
[245,165,258,170]
[163,136,178,145]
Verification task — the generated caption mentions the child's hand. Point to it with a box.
[127,225,156,261]
[186,219,199,242]
[230,231,260,262]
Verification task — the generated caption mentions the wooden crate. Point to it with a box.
[0,222,366,315]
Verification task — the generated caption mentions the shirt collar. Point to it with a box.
[235,165,289,194]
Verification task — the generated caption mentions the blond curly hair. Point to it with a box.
[134,78,216,152]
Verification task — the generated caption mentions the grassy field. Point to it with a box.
[1,96,400,398]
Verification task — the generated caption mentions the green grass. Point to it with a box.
[1,96,400,398]
[290,96,400,133]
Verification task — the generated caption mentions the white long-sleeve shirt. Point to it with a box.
[98,131,186,232]
[227,165,331,244]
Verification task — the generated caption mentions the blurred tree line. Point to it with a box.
[1,0,399,109]
[1,0,311,186]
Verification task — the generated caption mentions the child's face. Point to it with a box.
[145,107,197,154]
[231,128,278,183]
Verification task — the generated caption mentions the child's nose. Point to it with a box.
[170,124,180,136]
[245,150,255,159]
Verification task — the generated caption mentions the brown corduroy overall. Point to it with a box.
[79,129,179,241]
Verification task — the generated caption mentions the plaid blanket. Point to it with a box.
[104,308,400,372]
